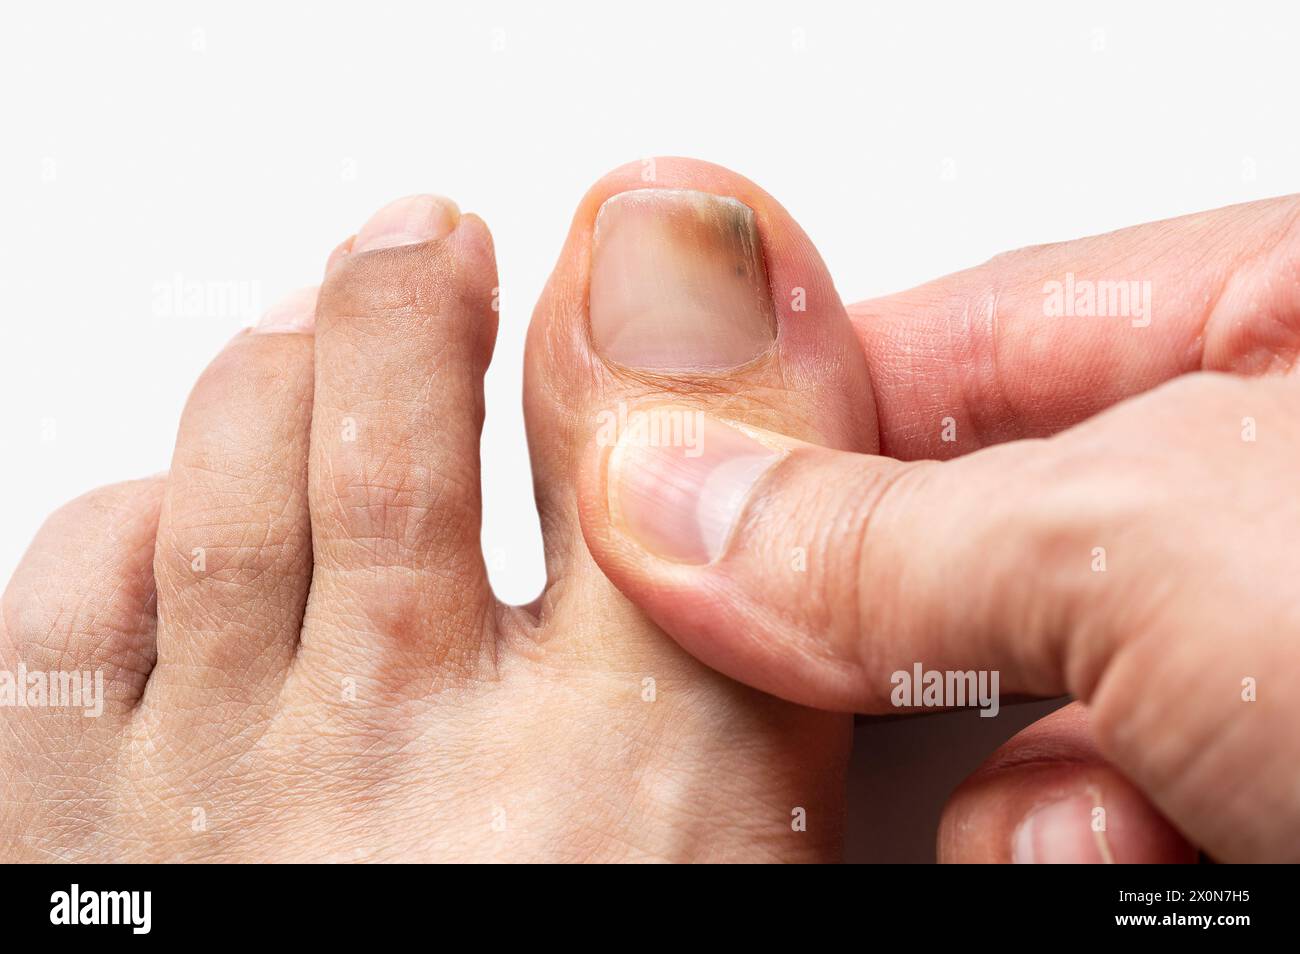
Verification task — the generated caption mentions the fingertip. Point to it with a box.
[939,706,1199,864]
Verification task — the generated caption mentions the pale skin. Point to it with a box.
[2,157,1295,861]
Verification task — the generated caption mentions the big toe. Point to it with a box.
[523,157,877,658]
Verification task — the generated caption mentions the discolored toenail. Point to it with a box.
[590,189,777,371]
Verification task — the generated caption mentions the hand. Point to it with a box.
[577,194,1300,862]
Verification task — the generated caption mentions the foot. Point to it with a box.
[0,159,876,862]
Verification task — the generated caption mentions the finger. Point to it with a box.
[938,703,1197,863]
[580,414,1062,710]
[579,374,1300,861]
[853,193,1300,459]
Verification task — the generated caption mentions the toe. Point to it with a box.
[152,291,316,703]
[0,476,164,858]
[524,158,878,651]
[2,476,165,717]
[300,195,499,681]
[516,158,866,855]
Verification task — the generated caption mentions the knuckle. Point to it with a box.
[318,455,476,563]
[158,480,309,603]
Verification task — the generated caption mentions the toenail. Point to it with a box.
[590,189,777,371]
[325,235,355,275]
[253,286,319,334]
[353,194,460,252]
[607,411,783,564]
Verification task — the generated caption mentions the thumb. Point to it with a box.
[579,403,1300,862]
[577,410,1090,712]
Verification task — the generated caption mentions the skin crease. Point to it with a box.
[0,160,869,863]
[577,189,1300,863]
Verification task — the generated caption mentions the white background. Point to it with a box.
[2,0,1297,861]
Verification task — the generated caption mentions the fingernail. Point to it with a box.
[253,286,319,334]
[1012,792,1114,864]
[607,413,782,564]
[353,194,460,252]
[590,189,777,370]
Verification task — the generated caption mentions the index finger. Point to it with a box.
[853,193,1300,459]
